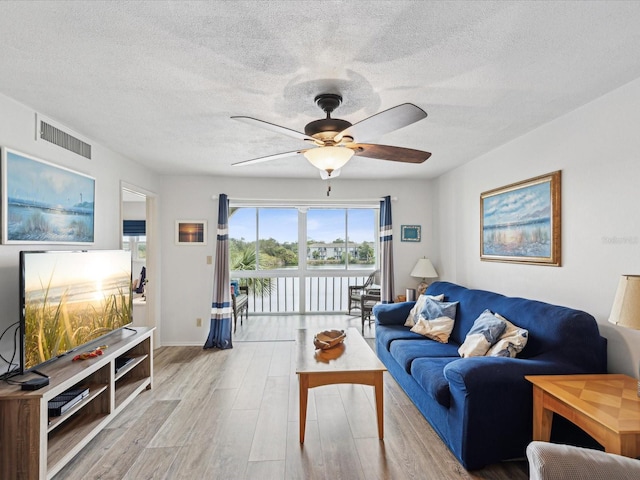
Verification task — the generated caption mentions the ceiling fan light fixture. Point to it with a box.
[303,146,354,176]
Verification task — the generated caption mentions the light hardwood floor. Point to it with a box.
[53,314,528,480]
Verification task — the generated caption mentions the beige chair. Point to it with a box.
[348,270,380,315]
[526,441,640,480]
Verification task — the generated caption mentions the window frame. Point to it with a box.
[228,203,379,274]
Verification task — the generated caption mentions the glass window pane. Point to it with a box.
[258,208,298,270]
[347,209,376,270]
[137,236,147,260]
[307,209,347,269]
[229,207,257,271]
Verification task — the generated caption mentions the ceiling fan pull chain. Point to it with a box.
[326,181,331,197]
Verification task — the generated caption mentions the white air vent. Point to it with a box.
[35,114,92,159]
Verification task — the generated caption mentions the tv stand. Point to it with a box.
[0,326,154,480]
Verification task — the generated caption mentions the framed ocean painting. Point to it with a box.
[1,148,95,244]
[480,171,561,266]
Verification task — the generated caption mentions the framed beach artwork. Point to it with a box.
[1,148,95,244]
[175,220,207,245]
[480,171,561,266]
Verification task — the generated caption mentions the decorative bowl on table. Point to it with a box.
[313,329,346,350]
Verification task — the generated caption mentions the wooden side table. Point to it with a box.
[525,374,640,458]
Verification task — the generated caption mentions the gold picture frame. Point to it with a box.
[480,171,561,266]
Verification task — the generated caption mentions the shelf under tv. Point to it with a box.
[47,383,106,433]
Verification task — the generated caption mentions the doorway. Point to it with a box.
[121,183,160,346]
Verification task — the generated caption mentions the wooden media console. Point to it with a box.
[0,326,154,479]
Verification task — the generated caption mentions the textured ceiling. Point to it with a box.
[1,1,640,180]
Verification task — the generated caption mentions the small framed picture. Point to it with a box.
[175,220,207,245]
[401,225,421,242]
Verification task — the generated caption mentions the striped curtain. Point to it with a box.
[379,196,395,303]
[204,193,233,350]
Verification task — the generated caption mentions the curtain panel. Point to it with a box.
[379,196,395,303]
[123,220,145,235]
[204,193,233,349]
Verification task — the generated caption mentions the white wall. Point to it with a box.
[434,78,640,376]
[0,93,160,372]
[158,175,434,345]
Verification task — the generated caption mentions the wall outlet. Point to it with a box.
[196,318,202,327]
[206,255,212,265]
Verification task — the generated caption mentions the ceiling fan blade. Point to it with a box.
[231,150,304,167]
[231,116,316,143]
[335,103,427,143]
[351,143,431,163]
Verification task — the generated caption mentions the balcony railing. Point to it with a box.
[232,273,374,314]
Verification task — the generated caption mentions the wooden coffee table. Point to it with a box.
[526,374,640,457]
[296,327,387,443]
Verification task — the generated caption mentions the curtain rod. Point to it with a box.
[211,196,397,202]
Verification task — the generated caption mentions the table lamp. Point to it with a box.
[608,274,640,397]
[410,258,438,296]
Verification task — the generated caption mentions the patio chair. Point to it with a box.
[348,270,381,315]
[360,292,380,333]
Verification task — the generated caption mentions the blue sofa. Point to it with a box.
[374,281,607,470]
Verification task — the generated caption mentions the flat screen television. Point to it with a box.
[19,250,132,374]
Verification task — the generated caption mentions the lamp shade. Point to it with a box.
[303,146,354,175]
[410,258,438,279]
[608,275,640,330]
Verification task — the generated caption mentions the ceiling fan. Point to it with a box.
[231,93,431,179]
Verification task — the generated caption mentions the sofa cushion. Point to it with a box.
[410,298,458,343]
[376,325,426,351]
[411,357,456,407]
[404,293,445,327]
[486,317,529,357]
[389,338,460,372]
[458,310,507,357]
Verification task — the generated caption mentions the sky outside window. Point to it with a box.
[229,207,377,271]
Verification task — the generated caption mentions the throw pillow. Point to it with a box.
[458,310,507,357]
[486,317,529,358]
[410,298,458,343]
[230,280,240,296]
[404,293,444,327]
